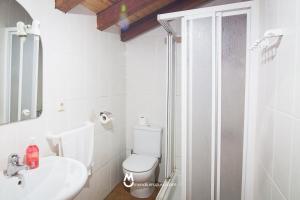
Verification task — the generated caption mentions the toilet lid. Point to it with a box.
[123,154,158,173]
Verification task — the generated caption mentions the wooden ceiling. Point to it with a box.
[55,0,209,42]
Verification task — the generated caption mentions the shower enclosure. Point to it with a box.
[158,2,255,200]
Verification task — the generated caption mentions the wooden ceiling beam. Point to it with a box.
[108,0,121,3]
[121,0,210,42]
[55,0,84,13]
[97,0,154,31]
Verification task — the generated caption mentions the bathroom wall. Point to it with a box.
[252,0,300,199]
[0,0,126,199]
[125,27,167,182]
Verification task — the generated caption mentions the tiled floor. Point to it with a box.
[105,183,160,200]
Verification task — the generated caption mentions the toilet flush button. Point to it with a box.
[57,102,65,112]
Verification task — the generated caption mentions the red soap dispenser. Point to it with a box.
[25,137,39,169]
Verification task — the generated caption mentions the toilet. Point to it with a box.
[122,125,162,198]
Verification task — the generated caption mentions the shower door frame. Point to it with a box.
[158,2,257,200]
[165,32,176,181]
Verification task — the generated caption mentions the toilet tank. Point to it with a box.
[133,126,162,158]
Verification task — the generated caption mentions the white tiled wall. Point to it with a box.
[125,27,167,182]
[0,0,126,199]
[252,0,300,199]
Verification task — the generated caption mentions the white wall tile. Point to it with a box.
[253,0,300,200]
[274,36,296,114]
[272,112,293,198]
[271,183,286,200]
[292,3,300,119]
[290,120,300,200]
[255,108,274,174]
[253,162,272,200]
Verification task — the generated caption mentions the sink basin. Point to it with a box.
[0,156,88,200]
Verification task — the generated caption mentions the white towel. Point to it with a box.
[60,122,94,174]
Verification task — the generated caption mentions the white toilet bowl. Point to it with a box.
[122,154,158,198]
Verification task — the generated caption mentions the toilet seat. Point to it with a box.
[123,154,158,173]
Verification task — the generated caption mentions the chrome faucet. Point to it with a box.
[4,154,28,177]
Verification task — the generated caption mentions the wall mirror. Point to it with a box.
[0,0,43,125]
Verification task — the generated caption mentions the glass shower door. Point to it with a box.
[218,13,247,200]
[187,16,214,200]
[185,12,248,200]
[158,3,251,200]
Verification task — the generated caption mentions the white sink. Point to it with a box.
[0,156,88,200]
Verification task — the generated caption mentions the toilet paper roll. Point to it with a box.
[100,112,112,125]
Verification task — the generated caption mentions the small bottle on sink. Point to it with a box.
[25,137,39,169]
